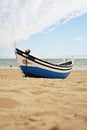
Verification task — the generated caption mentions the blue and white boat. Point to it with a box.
[15,48,74,79]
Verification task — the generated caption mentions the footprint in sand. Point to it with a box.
[0,98,21,109]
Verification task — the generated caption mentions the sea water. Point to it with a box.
[0,58,87,70]
[0,59,17,68]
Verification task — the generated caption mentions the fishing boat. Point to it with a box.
[15,47,74,79]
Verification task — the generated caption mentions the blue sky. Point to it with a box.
[0,0,87,58]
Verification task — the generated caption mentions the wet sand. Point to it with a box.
[0,68,87,130]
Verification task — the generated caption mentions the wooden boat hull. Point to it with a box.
[15,48,73,79]
[20,65,70,78]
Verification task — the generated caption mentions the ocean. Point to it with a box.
[0,58,87,70]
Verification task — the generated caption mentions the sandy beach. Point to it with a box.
[0,68,87,130]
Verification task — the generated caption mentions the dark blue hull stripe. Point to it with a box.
[20,66,70,79]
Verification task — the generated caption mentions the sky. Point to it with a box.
[0,0,87,58]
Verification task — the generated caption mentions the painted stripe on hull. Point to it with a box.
[20,66,70,79]
[16,48,73,70]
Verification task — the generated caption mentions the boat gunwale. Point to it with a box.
[16,48,73,71]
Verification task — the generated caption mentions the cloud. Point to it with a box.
[75,36,86,42]
[0,0,87,47]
